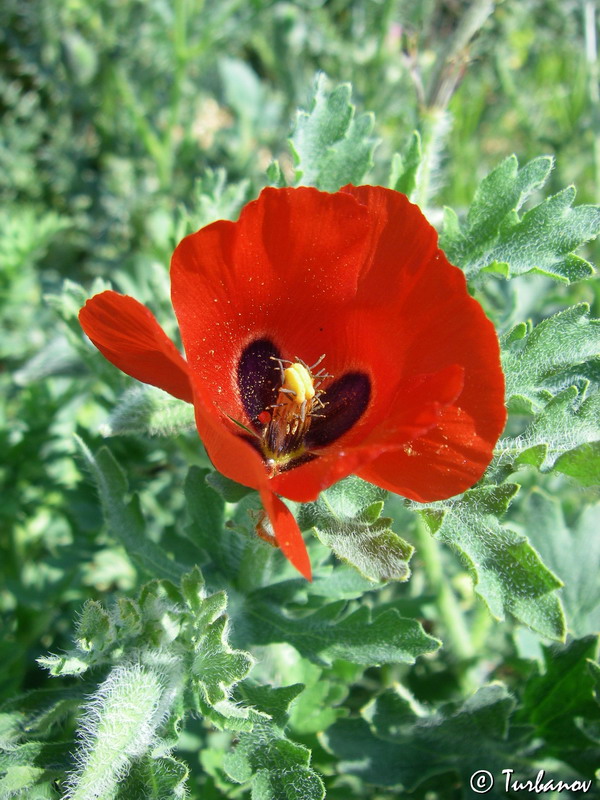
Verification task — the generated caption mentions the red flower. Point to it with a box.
[79,186,506,580]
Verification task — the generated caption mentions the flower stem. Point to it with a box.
[413,107,450,210]
[414,515,475,663]
[415,0,497,209]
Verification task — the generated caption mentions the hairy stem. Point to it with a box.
[414,516,475,663]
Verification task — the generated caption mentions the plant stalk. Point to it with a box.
[414,516,475,663]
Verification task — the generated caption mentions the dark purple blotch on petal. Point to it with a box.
[306,372,371,448]
[237,339,282,429]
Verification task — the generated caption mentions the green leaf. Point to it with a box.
[324,684,523,793]
[0,207,70,275]
[300,477,414,583]
[502,304,600,413]
[31,570,257,792]
[440,155,600,282]
[419,484,565,639]
[518,636,600,776]
[75,600,114,653]
[0,766,46,797]
[243,595,439,666]
[502,386,600,474]
[193,616,255,705]
[116,755,189,799]
[388,131,422,198]
[289,75,377,191]
[183,467,227,553]
[176,168,250,237]
[288,671,347,735]
[522,491,600,637]
[204,469,252,503]
[554,441,600,485]
[75,437,186,583]
[224,684,325,800]
[100,386,196,438]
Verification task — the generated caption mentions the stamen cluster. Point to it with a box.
[262,356,331,473]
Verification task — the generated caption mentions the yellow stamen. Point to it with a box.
[282,363,315,403]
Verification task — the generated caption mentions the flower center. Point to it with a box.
[261,357,329,472]
[236,338,371,476]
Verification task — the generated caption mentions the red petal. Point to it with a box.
[341,185,506,497]
[79,291,193,403]
[357,404,497,502]
[189,375,267,491]
[170,187,373,424]
[260,489,312,580]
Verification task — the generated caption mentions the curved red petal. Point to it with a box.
[260,489,312,580]
[340,185,506,495]
[357,404,498,502]
[170,187,373,423]
[189,376,267,492]
[79,291,193,403]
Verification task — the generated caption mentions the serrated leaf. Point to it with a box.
[554,441,600,485]
[36,654,90,678]
[487,187,599,282]
[75,600,114,653]
[324,684,523,793]
[224,684,325,800]
[505,387,600,473]
[440,155,600,282]
[100,386,195,438]
[76,437,186,583]
[517,636,600,776]
[419,485,565,639]
[242,596,439,666]
[116,755,189,799]
[177,168,250,236]
[300,477,414,583]
[522,491,600,637]
[290,76,377,191]
[193,616,254,705]
[502,304,600,413]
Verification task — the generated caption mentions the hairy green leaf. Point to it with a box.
[522,491,600,637]
[300,477,414,583]
[225,684,325,800]
[502,305,600,414]
[116,755,189,799]
[389,131,422,198]
[440,155,600,282]
[419,485,565,639]
[100,386,195,438]
[324,684,523,793]
[518,636,600,776]
[243,595,439,666]
[76,437,186,583]
[289,75,377,191]
[64,664,166,800]
[497,387,600,477]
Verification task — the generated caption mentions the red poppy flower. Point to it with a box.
[79,186,506,580]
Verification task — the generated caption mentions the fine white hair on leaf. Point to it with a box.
[63,663,168,800]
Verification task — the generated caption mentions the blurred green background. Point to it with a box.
[1,0,598,788]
